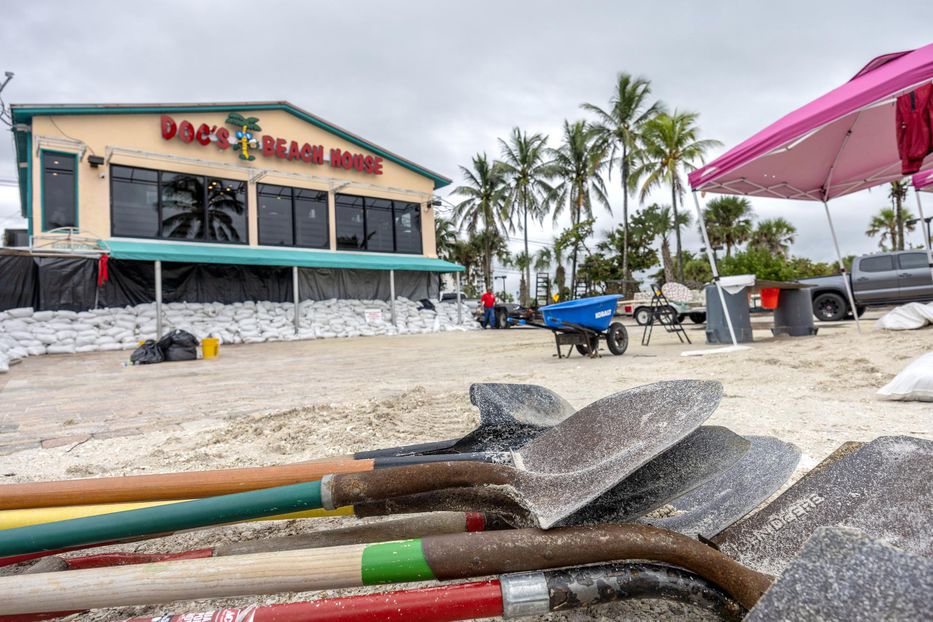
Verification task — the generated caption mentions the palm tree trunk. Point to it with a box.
[672,184,685,283]
[570,194,581,298]
[621,146,630,298]
[661,238,675,283]
[523,199,530,306]
[895,193,904,251]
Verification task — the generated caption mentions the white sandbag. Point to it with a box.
[878,352,933,402]
[6,307,33,319]
[875,302,933,330]
[47,343,76,355]
[25,344,46,356]
[75,344,99,353]
[98,343,124,351]
[32,310,54,321]
[0,355,8,373]
[9,331,33,343]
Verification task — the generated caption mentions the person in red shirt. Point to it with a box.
[480,288,496,329]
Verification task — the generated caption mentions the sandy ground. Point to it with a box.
[1,309,931,620]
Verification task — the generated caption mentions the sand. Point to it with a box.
[0,310,931,620]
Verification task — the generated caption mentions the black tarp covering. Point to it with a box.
[1,254,439,311]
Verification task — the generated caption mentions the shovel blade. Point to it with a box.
[641,436,801,538]
[714,436,933,575]
[514,380,724,528]
[745,527,933,621]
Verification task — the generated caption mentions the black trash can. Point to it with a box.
[705,284,753,344]
[772,288,818,337]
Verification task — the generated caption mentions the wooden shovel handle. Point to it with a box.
[0,458,371,511]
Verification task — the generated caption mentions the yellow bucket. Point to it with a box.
[202,337,220,359]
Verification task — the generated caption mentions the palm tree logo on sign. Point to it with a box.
[225,112,262,160]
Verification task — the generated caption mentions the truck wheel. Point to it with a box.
[634,307,652,326]
[496,308,509,329]
[813,292,848,322]
[689,312,706,324]
[606,322,628,356]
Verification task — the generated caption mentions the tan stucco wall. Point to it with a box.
[28,110,439,257]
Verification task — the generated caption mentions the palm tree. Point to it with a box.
[642,203,691,283]
[498,128,553,305]
[434,215,457,260]
[453,153,508,291]
[548,120,610,296]
[889,181,909,250]
[749,217,797,257]
[582,73,664,295]
[866,207,915,251]
[633,110,722,281]
[703,196,755,258]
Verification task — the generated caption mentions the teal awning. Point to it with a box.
[105,239,464,273]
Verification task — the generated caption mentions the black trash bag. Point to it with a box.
[130,340,164,365]
[157,329,199,362]
[418,298,436,311]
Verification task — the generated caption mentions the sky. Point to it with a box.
[1,1,931,297]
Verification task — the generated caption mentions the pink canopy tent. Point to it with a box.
[688,42,933,343]
[911,169,933,284]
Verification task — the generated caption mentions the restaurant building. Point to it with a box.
[2,102,462,322]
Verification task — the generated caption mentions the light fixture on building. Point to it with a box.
[87,155,105,168]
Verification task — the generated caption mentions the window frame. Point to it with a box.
[897,252,929,270]
[257,182,329,249]
[40,150,78,233]
[109,164,249,245]
[859,255,895,273]
[334,192,423,254]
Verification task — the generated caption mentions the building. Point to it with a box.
[2,102,464,323]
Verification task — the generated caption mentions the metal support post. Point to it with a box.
[693,192,738,347]
[293,266,300,335]
[154,260,163,339]
[914,189,933,286]
[455,271,462,325]
[389,269,397,326]
[822,201,861,334]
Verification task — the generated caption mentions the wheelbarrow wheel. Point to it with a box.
[575,335,599,356]
[606,322,628,356]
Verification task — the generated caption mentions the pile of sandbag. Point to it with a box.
[875,301,933,330]
[0,299,477,372]
[878,352,933,402]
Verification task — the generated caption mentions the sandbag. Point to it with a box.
[878,352,933,402]
[875,302,933,330]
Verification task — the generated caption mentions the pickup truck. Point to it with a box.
[801,250,933,321]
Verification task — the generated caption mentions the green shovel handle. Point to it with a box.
[0,481,322,557]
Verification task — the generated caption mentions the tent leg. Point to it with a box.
[455,271,462,325]
[822,201,861,334]
[154,260,163,340]
[693,192,738,347]
[914,189,933,286]
[389,269,397,326]
[293,266,300,335]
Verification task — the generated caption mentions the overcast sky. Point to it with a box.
[2,1,931,295]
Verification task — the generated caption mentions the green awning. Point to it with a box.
[104,239,464,273]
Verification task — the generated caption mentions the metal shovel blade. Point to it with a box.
[356,383,576,458]
[640,436,801,538]
[745,527,933,621]
[509,379,723,528]
[557,426,751,526]
[713,436,933,575]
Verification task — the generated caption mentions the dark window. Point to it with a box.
[110,165,247,244]
[336,193,365,250]
[257,184,293,246]
[898,252,928,269]
[365,198,394,252]
[111,166,159,238]
[42,152,77,231]
[394,201,422,254]
[161,172,204,240]
[206,178,248,243]
[859,255,895,272]
[294,189,328,248]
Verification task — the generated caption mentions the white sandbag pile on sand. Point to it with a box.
[875,302,933,330]
[0,299,477,372]
[878,352,933,402]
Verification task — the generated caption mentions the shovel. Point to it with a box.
[0,523,771,615]
[640,435,801,538]
[352,425,751,527]
[107,562,745,622]
[0,383,575,511]
[0,380,722,558]
[745,526,933,621]
[713,435,932,575]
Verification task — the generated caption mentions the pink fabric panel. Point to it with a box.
[913,168,933,191]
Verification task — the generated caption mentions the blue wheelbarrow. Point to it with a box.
[534,295,629,358]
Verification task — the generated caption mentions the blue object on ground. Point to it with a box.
[541,295,622,332]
